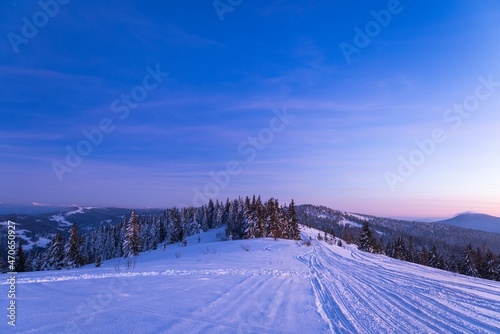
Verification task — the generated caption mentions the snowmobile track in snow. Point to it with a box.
[301,239,500,334]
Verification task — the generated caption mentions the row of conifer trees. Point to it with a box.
[6,196,300,272]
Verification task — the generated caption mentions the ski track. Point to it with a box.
[302,239,500,334]
[3,268,307,285]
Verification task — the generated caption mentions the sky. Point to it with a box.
[1,0,500,218]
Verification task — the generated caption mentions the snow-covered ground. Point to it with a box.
[337,218,363,228]
[1,226,499,333]
[15,230,51,250]
[65,206,97,216]
[49,206,94,227]
[346,213,370,222]
[1,222,51,250]
[49,214,72,227]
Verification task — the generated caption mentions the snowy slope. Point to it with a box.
[1,227,499,333]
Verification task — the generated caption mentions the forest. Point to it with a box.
[3,199,499,282]
[297,204,500,281]
[2,196,299,272]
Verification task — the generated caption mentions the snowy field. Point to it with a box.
[1,226,500,333]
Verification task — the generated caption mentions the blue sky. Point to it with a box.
[1,0,500,218]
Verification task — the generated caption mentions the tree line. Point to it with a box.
[297,205,500,282]
[357,222,500,281]
[2,196,299,272]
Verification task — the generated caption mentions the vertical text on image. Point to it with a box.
[6,221,18,327]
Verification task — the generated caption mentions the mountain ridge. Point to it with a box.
[434,212,500,234]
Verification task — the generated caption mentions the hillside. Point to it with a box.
[3,203,500,279]
[435,212,500,234]
[0,206,154,251]
[1,227,499,333]
[296,204,500,256]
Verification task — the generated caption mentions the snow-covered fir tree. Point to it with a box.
[393,236,407,261]
[43,233,65,270]
[122,211,141,268]
[14,242,26,272]
[64,223,82,268]
[244,196,258,239]
[267,198,281,240]
[358,222,377,253]
[168,208,184,244]
[462,243,479,277]
[483,249,497,280]
[407,237,416,263]
[287,199,300,240]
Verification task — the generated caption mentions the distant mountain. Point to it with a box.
[0,203,72,215]
[435,212,500,234]
[0,206,147,251]
[296,205,500,256]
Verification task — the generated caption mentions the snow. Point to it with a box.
[66,206,96,216]
[338,218,362,228]
[347,213,370,221]
[1,226,499,333]
[65,207,85,216]
[50,207,94,226]
[15,229,51,250]
[1,222,50,249]
[49,214,72,226]
[32,202,52,206]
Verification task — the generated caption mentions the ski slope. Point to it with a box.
[298,228,500,333]
[1,226,499,333]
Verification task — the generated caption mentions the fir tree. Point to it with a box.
[222,199,231,226]
[407,237,416,263]
[428,245,439,268]
[482,249,496,280]
[267,198,281,240]
[287,199,300,240]
[14,242,26,272]
[244,196,258,239]
[393,236,407,261]
[462,243,479,277]
[95,255,102,267]
[159,219,167,244]
[44,233,65,270]
[207,199,215,229]
[64,223,82,268]
[255,196,265,238]
[168,208,184,243]
[418,247,430,266]
[475,247,484,277]
[200,206,209,232]
[358,222,377,253]
[122,211,142,269]
[385,241,393,257]
[215,200,224,228]
[445,254,459,273]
